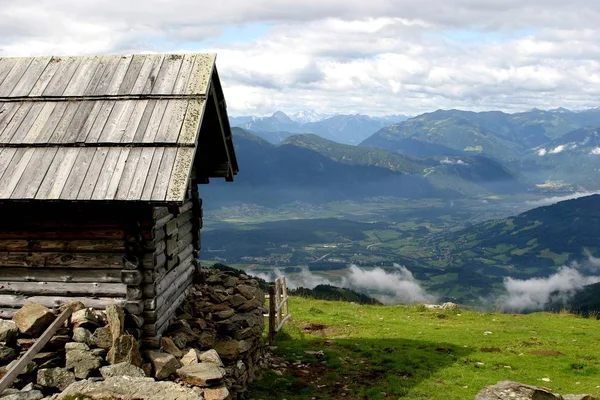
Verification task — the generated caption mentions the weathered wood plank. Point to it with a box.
[91,56,120,95]
[0,281,127,297]
[10,147,58,199]
[34,102,67,143]
[120,99,147,143]
[61,56,98,96]
[141,100,168,143]
[155,99,188,143]
[0,148,35,198]
[172,54,196,93]
[59,148,94,199]
[74,100,105,143]
[103,148,131,200]
[46,101,80,143]
[106,55,133,95]
[143,278,192,328]
[0,102,19,131]
[0,102,33,143]
[28,57,61,96]
[0,58,18,88]
[166,147,195,202]
[9,56,52,97]
[42,56,82,96]
[126,147,155,200]
[0,228,124,241]
[0,57,33,97]
[0,295,125,310]
[99,100,138,143]
[151,147,177,201]
[0,238,125,252]
[0,268,121,283]
[114,147,142,200]
[151,54,183,95]
[21,102,57,143]
[9,102,46,143]
[177,99,205,144]
[76,147,110,200]
[84,100,115,143]
[35,147,80,199]
[185,54,215,95]
[0,252,124,269]
[140,147,165,201]
[0,148,17,182]
[132,99,157,142]
[89,147,121,200]
[142,255,194,298]
[140,54,165,94]
[117,54,147,95]
[62,101,96,143]
[82,56,110,95]
[130,55,160,94]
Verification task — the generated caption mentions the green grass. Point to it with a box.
[249,297,600,400]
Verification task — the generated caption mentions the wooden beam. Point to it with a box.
[0,252,123,269]
[0,281,127,297]
[0,294,124,309]
[0,267,121,283]
[0,306,72,394]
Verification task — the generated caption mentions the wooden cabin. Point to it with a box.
[0,53,238,344]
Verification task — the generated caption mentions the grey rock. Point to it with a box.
[72,327,92,344]
[55,376,204,400]
[562,396,598,400]
[475,381,562,400]
[107,334,142,367]
[90,326,112,350]
[65,342,89,351]
[1,390,44,400]
[36,367,76,391]
[0,320,18,344]
[0,345,19,364]
[176,363,226,387]
[236,284,257,300]
[169,327,200,349]
[146,351,181,380]
[65,349,102,379]
[105,304,124,343]
[227,294,247,308]
[198,349,224,367]
[12,303,55,337]
[70,308,100,329]
[99,362,146,379]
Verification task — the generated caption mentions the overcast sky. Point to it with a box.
[1,1,599,116]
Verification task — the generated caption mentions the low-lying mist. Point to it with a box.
[254,263,436,305]
[496,253,600,312]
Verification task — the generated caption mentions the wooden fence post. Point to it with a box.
[268,285,276,346]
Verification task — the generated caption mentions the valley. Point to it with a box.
[200,107,600,311]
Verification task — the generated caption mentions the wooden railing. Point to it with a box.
[266,277,290,345]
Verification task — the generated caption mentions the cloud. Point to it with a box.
[497,265,600,312]
[525,192,599,207]
[537,148,547,156]
[590,147,600,155]
[549,145,566,154]
[253,263,435,304]
[440,158,469,166]
[2,1,600,115]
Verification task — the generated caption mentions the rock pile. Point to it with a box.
[0,268,269,400]
[163,268,269,398]
[475,381,595,400]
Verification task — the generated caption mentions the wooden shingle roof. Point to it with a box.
[0,53,238,204]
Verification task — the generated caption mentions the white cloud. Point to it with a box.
[537,148,547,156]
[590,147,600,155]
[525,192,599,207]
[2,1,600,115]
[549,145,566,154]
[253,263,435,304]
[498,265,600,312]
[440,158,469,166]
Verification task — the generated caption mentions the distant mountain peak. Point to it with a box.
[291,109,328,123]
[271,111,294,123]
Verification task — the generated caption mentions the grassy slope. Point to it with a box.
[249,297,600,400]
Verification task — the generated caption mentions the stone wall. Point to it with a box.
[0,267,268,400]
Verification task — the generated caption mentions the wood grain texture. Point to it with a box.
[42,56,82,96]
[63,56,99,96]
[0,268,121,283]
[0,148,35,198]
[77,147,110,200]
[9,56,51,97]
[0,281,127,297]
[166,147,195,202]
[59,147,95,199]
[0,58,33,97]
[35,147,80,199]
[10,147,58,199]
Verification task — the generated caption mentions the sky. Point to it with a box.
[1,1,599,116]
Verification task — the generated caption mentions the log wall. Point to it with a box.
[0,202,153,322]
[141,183,202,346]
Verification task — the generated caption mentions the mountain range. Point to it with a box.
[229,110,408,145]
